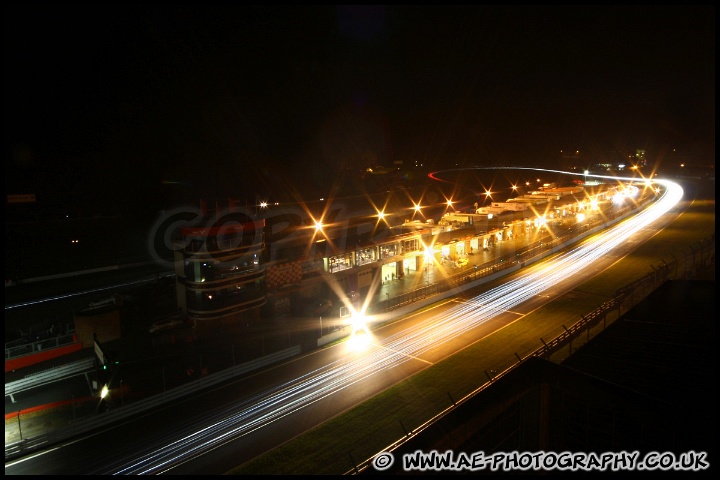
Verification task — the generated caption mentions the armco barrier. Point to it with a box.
[5,357,95,401]
[4,345,302,461]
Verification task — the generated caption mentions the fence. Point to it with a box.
[5,330,77,361]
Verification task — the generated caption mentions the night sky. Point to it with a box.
[5,5,715,219]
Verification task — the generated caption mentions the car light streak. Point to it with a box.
[100,177,682,475]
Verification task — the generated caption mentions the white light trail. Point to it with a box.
[106,176,683,475]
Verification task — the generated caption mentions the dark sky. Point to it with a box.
[5,5,715,217]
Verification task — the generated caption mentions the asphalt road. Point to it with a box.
[5,183,683,475]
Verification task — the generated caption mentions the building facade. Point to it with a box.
[174,183,619,334]
[175,218,267,334]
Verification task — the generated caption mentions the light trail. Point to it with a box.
[5,271,175,310]
[96,175,682,475]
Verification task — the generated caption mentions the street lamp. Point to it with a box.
[412,203,422,221]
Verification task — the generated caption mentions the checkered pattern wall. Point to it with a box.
[267,261,303,289]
